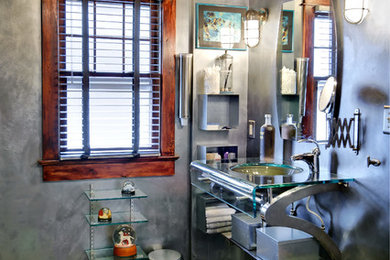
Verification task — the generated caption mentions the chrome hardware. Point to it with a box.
[176,53,193,127]
[327,108,361,154]
[367,156,381,167]
[263,183,345,260]
[291,139,320,179]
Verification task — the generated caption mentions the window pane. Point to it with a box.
[93,38,124,72]
[93,2,124,37]
[139,78,154,148]
[61,76,83,150]
[65,0,82,35]
[313,48,332,77]
[316,80,328,141]
[89,77,134,149]
[65,37,82,71]
[59,0,161,157]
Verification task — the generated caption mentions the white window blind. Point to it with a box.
[58,0,162,158]
[313,11,336,141]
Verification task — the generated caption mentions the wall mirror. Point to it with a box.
[276,0,342,143]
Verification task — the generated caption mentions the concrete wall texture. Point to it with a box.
[247,0,390,259]
[0,0,191,259]
[0,0,389,259]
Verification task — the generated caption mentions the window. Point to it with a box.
[312,12,336,141]
[41,0,177,181]
[301,0,336,139]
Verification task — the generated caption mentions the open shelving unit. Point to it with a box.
[84,185,148,260]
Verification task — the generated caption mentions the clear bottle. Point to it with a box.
[280,114,297,163]
[217,50,233,92]
[260,114,275,162]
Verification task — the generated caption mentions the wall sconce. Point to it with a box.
[344,0,369,24]
[244,8,268,48]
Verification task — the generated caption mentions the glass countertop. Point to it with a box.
[191,158,354,189]
[190,158,354,217]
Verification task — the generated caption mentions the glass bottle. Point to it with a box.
[217,50,233,92]
[260,114,275,162]
[280,114,297,163]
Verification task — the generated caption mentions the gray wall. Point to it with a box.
[247,0,390,259]
[0,0,389,259]
[0,0,192,259]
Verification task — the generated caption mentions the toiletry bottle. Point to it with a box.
[280,114,297,163]
[260,114,275,162]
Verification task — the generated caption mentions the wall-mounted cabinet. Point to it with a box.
[198,93,239,131]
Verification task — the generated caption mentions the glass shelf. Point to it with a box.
[85,211,148,227]
[190,158,355,217]
[85,246,148,260]
[84,189,147,201]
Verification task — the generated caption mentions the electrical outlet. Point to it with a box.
[383,105,390,134]
[248,120,255,139]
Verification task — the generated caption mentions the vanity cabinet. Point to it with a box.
[190,159,354,260]
[83,185,148,260]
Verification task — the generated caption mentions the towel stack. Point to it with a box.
[205,203,236,234]
[280,66,297,95]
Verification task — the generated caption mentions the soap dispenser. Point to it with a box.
[280,114,297,163]
[260,114,275,162]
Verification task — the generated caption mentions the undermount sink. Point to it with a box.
[230,163,303,176]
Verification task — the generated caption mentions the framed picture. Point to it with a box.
[281,10,294,52]
[196,4,247,51]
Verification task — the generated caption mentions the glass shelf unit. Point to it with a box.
[84,186,148,259]
[85,246,148,260]
[84,189,147,201]
[85,211,148,226]
[190,158,355,218]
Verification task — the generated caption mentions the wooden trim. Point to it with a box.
[41,0,177,180]
[303,0,330,6]
[42,0,59,159]
[42,155,179,181]
[160,0,176,156]
[301,0,331,138]
[301,4,315,138]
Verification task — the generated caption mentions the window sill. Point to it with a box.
[39,155,179,181]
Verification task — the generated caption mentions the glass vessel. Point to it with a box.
[260,114,275,162]
[217,50,233,92]
[113,225,137,257]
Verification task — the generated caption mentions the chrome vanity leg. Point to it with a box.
[262,183,345,260]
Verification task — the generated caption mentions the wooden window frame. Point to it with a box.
[40,0,177,181]
[301,0,331,138]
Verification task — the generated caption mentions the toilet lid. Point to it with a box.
[148,249,181,260]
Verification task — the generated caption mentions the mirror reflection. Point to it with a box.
[277,0,338,143]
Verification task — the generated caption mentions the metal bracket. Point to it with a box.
[327,108,361,154]
[262,183,345,260]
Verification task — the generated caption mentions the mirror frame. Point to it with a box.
[276,0,343,141]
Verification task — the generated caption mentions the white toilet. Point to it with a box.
[148,249,182,260]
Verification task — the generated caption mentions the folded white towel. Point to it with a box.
[206,215,232,224]
[205,203,228,210]
[206,221,232,229]
[280,66,297,95]
[205,207,236,218]
[206,226,231,234]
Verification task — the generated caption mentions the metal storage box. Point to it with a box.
[256,226,318,260]
[231,213,262,250]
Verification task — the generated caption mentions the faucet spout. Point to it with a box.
[291,139,320,179]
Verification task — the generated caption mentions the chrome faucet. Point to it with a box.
[291,139,320,179]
